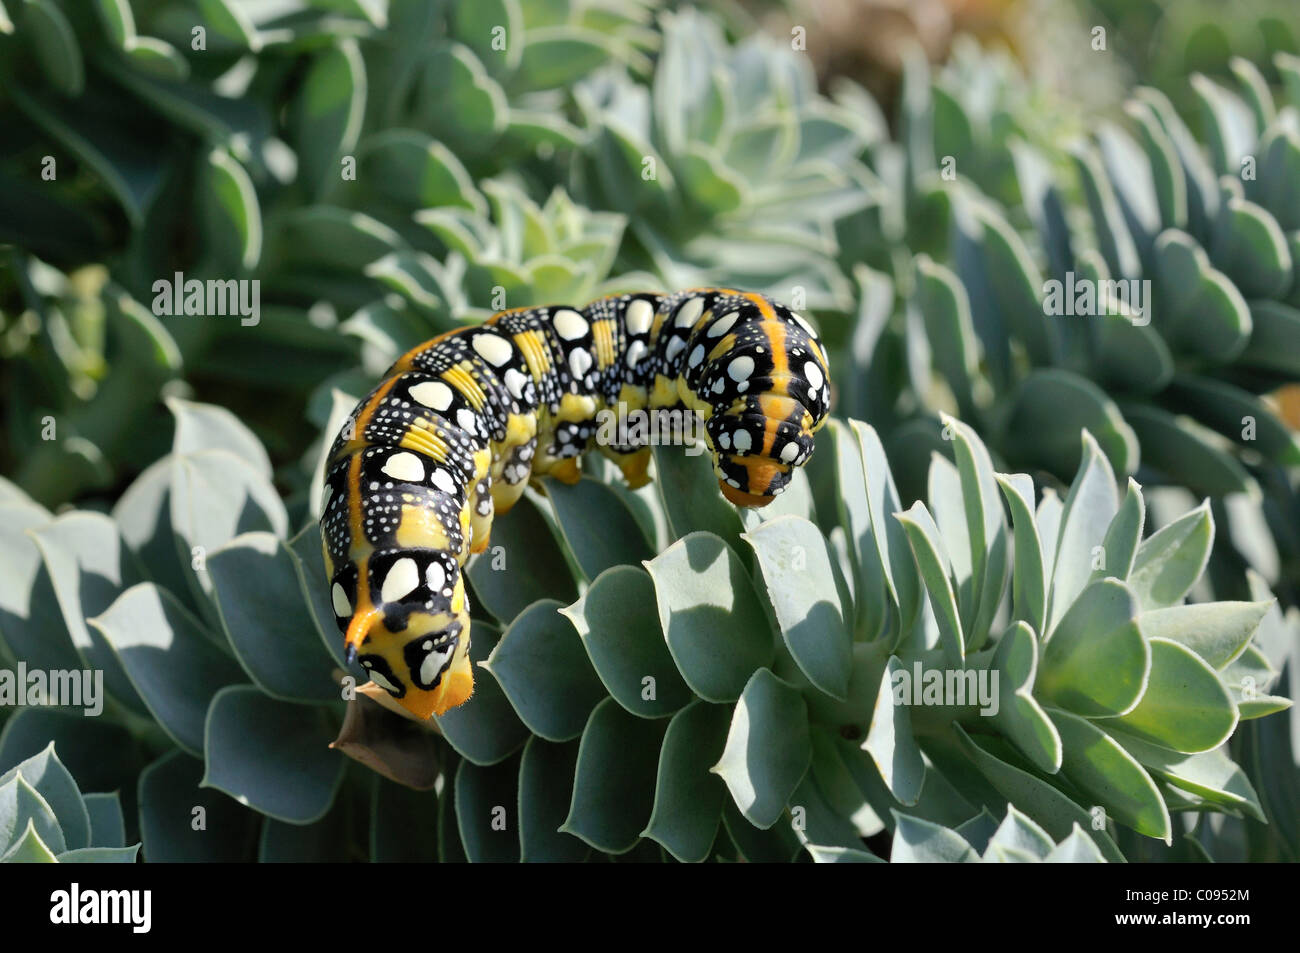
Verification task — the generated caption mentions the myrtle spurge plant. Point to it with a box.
[841,51,1300,608]
[0,1,1296,864]
[0,396,1291,862]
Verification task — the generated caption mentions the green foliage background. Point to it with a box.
[0,0,1297,863]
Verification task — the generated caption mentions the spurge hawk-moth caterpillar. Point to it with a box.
[320,289,831,719]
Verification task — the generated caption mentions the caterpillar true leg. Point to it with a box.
[321,289,830,720]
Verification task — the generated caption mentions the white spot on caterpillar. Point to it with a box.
[504,368,529,399]
[719,432,730,449]
[733,430,752,452]
[382,452,425,483]
[626,340,647,367]
[712,377,725,394]
[553,308,588,340]
[365,664,401,694]
[473,333,512,366]
[804,360,824,390]
[665,337,687,362]
[781,442,799,462]
[626,299,654,334]
[674,297,704,328]
[791,312,818,338]
[728,355,755,381]
[426,561,446,593]
[430,469,458,495]
[410,380,454,411]
[457,408,478,433]
[688,344,705,367]
[381,557,420,603]
[331,583,351,617]
[420,645,453,686]
[708,311,738,338]
[569,348,593,378]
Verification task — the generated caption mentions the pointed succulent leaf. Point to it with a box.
[89,583,247,756]
[1038,579,1149,717]
[562,566,693,718]
[517,738,588,863]
[562,698,666,854]
[954,807,1001,855]
[996,474,1047,634]
[990,622,1062,773]
[745,516,851,699]
[1109,731,1265,822]
[1048,432,1119,634]
[944,414,1008,652]
[83,793,125,850]
[484,600,606,742]
[889,811,978,863]
[825,420,887,640]
[1220,645,1291,719]
[0,745,88,852]
[1,819,58,863]
[1048,708,1171,842]
[1044,825,1108,863]
[642,700,731,862]
[896,502,964,664]
[436,624,530,766]
[455,754,521,863]
[645,532,774,703]
[1138,601,1271,670]
[861,658,925,806]
[851,421,922,638]
[0,774,65,856]
[983,805,1055,861]
[1099,639,1238,754]
[711,669,811,830]
[207,533,339,704]
[203,686,344,824]
[1128,501,1213,610]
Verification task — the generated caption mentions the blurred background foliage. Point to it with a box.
[0,0,1297,862]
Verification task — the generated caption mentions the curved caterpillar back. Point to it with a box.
[320,289,831,719]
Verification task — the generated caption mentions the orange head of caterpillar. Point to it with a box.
[331,549,475,720]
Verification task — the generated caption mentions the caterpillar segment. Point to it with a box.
[321,289,830,720]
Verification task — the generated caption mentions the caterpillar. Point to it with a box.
[320,289,831,720]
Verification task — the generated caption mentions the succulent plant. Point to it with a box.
[0,0,663,505]
[834,48,1300,615]
[0,389,1291,862]
[1081,0,1299,116]
[570,6,886,312]
[0,0,1296,864]
[0,259,182,505]
[889,805,1110,863]
[0,744,139,863]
